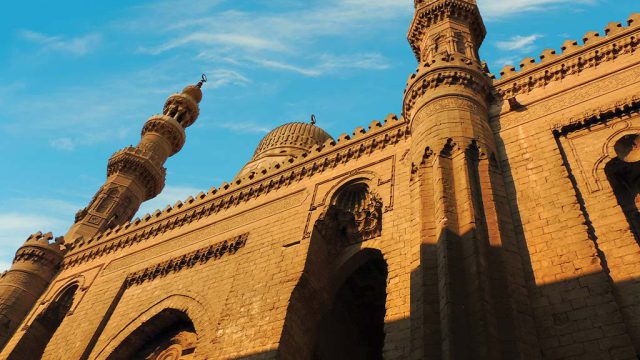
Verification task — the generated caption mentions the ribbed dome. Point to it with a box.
[235,122,333,179]
[252,122,333,160]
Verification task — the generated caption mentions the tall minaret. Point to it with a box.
[404,1,537,359]
[67,77,206,242]
[0,79,205,350]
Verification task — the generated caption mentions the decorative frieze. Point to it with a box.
[124,233,248,288]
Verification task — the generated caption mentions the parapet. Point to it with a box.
[492,13,640,98]
[11,232,67,271]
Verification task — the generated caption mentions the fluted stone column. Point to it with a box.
[405,1,539,358]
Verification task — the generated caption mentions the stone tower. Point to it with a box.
[0,233,65,348]
[0,80,204,351]
[404,0,538,358]
[67,81,205,242]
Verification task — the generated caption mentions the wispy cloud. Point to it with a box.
[125,0,410,77]
[216,121,272,134]
[496,34,543,52]
[50,137,76,151]
[245,53,391,77]
[20,30,102,56]
[205,69,251,89]
[477,0,597,19]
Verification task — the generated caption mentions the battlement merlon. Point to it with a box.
[65,80,204,242]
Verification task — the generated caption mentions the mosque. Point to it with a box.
[1,0,640,359]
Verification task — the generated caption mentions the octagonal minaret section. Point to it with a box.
[403,0,492,157]
[66,78,206,242]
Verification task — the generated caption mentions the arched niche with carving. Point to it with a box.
[94,293,212,360]
[316,179,384,248]
[8,283,79,360]
[605,133,640,244]
[106,309,196,360]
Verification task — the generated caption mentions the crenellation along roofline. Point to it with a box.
[62,114,409,268]
[490,13,640,99]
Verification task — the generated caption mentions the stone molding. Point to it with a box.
[61,116,408,269]
[107,147,166,200]
[403,60,489,117]
[553,95,640,136]
[493,13,640,98]
[124,233,247,288]
[496,64,640,131]
[141,115,186,155]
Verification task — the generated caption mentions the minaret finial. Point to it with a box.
[311,114,317,125]
[196,74,207,89]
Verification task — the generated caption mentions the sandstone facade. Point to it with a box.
[1,1,639,359]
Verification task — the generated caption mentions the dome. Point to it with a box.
[236,122,333,178]
[252,122,333,160]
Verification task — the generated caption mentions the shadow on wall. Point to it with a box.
[229,275,638,360]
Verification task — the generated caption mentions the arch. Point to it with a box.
[8,283,79,360]
[94,293,213,360]
[107,308,196,360]
[312,249,388,360]
[279,208,389,360]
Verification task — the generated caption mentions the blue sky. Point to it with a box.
[0,0,636,270]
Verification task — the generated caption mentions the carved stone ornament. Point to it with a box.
[318,189,383,246]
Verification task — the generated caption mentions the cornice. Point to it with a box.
[403,55,489,117]
[492,13,640,99]
[62,115,409,269]
[553,94,640,136]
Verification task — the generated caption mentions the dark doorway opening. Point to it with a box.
[312,257,388,360]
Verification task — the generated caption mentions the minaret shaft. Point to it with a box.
[66,85,202,242]
[405,1,539,358]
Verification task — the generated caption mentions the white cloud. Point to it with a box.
[127,0,410,77]
[50,137,76,151]
[496,34,542,52]
[21,30,102,56]
[477,0,596,19]
[216,121,272,134]
[204,69,251,89]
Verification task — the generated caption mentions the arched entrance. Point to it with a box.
[312,255,388,360]
[9,283,79,360]
[107,309,196,360]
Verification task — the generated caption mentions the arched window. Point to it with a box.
[107,308,196,360]
[9,284,79,360]
[606,134,640,244]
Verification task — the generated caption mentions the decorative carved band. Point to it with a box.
[124,233,248,288]
[141,116,186,155]
[404,65,489,117]
[554,95,640,136]
[107,147,166,200]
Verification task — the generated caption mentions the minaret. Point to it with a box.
[0,79,206,351]
[67,77,206,242]
[404,1,537,359]
[0,233,65,348]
